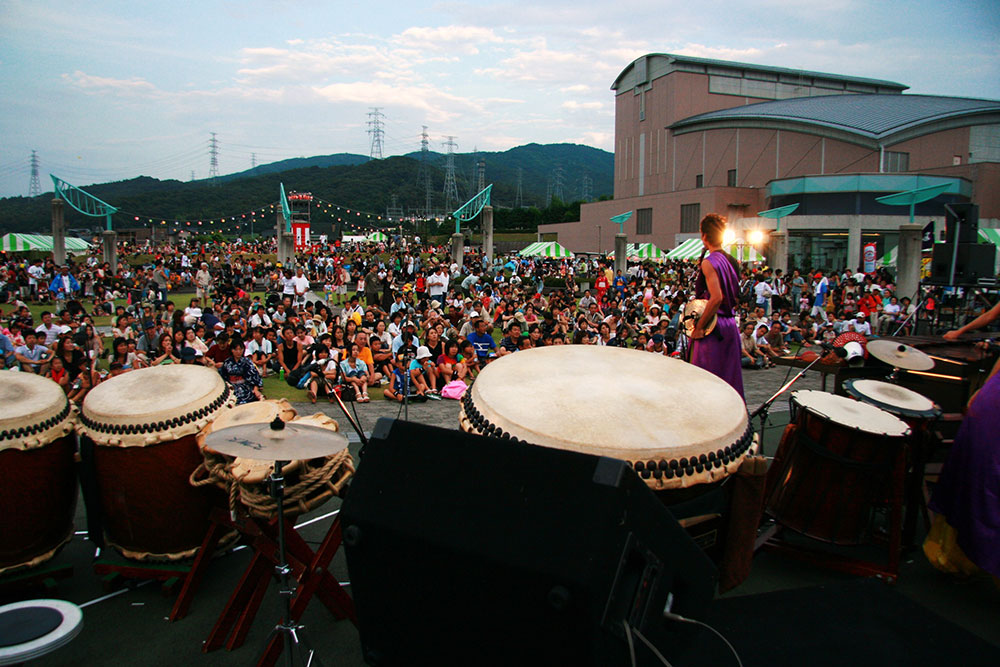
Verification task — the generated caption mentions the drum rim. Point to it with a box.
[0,372,77,451]
[79,384,232,438]
[843,378,942,420]
[791,389,911,437]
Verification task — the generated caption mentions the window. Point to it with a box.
[695,174,704,188]
[680,204,700,233]
[636,208,652,235]
[952,155,962,166]
[727,169,738,187]
[883,151,910,173]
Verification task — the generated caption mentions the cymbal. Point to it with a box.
[866,340,935,371]
[204,420,349,461]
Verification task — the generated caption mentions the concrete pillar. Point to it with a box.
[101,230,118,268]
[277,229,295,266]
[769,231,788,275]
[614,233,628,277]
[482,206,494,264]
[896,224,923,302]
[847,216,863,272]
[51,199,66,266]
[450,233,465,269]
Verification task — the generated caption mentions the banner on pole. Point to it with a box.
[863,242,877,274]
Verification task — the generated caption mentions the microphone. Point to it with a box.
[819,341,849,358]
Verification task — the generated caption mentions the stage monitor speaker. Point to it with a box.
[927,243,996,286]
[341,418,717,667]
[943,202,979,245]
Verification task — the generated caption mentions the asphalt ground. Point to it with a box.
[4,364,999,666]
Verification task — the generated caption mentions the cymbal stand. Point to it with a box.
[266,459,323,667]
[750,353,826,437]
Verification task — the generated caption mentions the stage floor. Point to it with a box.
[5,365,998,666]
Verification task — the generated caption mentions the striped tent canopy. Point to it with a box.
[666,238,705,260]
[519,241,546,256]
[366,231,388,243]
[606,243,639,259]
[725,244,766,263]
[635,242,665,260]
[521,241,574,258]
[879,228,1000,267]
[1,233,91,253]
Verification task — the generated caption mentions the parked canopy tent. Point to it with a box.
[519,241,547,256]
[521,241,574,258]
[666,238,704,260]
[634,242,666,261]
[1,233,91,253]
[725,244,766,263]
[366,231,388,242]
[606,243,639,259]
[878,228,1000,267]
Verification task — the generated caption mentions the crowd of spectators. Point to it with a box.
[1,233,934,405]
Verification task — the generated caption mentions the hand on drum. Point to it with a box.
[691,326,705,340]
[943,329,962,342]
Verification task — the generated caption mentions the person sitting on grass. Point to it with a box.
[369,336,393,385]
[66,356,95,405]
[753,323,780,366]
[219,338,264,405]
[382,353,411,403]
[436,339,466,384]
[467,317,497,364]
[46,356,70,392]
[339,342,371,402]
[152,333,181,366]
[498,321,521,356]
[458,340,481,381]
[740,322,767,369]
[409,346,441,398]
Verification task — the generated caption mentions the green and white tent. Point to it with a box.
[878,228,1000,267]
[521,241,574,258]
[666,238,705,260]
[1,233,91,253]
[725,244,766,263]
[366,231,388,243]
[634,242,665,261]
[606,243,639,259]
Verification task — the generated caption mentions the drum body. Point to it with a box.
[78,366,236,560]
[197,400,353,520]
[0,372,78,575]
[766,390,910,545]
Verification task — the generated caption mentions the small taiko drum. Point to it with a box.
[0,372,78,575]
[766,390,911,545]
[196,400,353,520]
[460,346,756,489]
[78,365,236,560]
[843,379,941,426]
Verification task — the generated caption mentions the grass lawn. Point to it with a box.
[261,374,386,403]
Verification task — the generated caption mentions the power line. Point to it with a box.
[581,174,593,202]
[515,167,524,208]
[367,108,385,160]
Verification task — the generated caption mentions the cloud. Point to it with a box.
[561,100,603,111]
[311,81,482,123]
[393,25,503,54]
[62,71,159,95]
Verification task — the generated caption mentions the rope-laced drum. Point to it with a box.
[0,372,78,575]
[459,346,756,491]
[766,390,911,545]
[77,365,236,561]
[194,400,353,520]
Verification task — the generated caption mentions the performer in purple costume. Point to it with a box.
[690,213,745,401]
[925,301,1000,578]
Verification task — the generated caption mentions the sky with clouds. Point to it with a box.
[1,0,997,198]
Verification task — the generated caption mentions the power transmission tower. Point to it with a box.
[515,167,524,208]
[251,152,257,168]
[553,165,565,202]
[367,107,385,160]
[190,170,196,182]
[386,194,404,221]
[29,150,41,197]
[476,156,485,192]
[581,174,593,202]
[545,182,553,207]
[209,132,219,183]
[442,136,459,209]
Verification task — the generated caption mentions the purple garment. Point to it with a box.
[690,249,744,400]
[929,370,1000,577]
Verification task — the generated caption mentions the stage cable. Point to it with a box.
[662,612,743,667]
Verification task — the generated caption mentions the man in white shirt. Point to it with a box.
[195,263,213,301]
[35,311,69,346]
[754,277,774,316]
[427,267,448,300]
[850,314,873,337]
[248,305,273,330]
[27,261,45,301]
[292,268,310,307]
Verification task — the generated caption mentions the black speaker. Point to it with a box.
[341,418,717,666]
[943,203,979,244]
[927,243,996,285]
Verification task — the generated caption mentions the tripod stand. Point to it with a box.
[266,459,323,667]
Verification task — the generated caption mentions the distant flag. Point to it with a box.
[921,221,935,251]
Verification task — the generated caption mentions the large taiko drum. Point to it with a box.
[766,390,911,545]
[195,400,353,519]
[0,372,78,575]
[843,379,941,426]
[78,365,236,560]
[460,346,756,489]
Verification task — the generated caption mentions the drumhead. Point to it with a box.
[792,390,910,437]
[79,365,235,447]
[0,371,75,451]
[844,379,939,419]
[460,346,754,489]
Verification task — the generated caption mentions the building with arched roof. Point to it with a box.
[539,53,1000,276]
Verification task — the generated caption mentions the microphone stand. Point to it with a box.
[749,353,828,438]
[891,296,925,338]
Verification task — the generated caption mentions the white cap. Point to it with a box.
[415,345,432,360]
